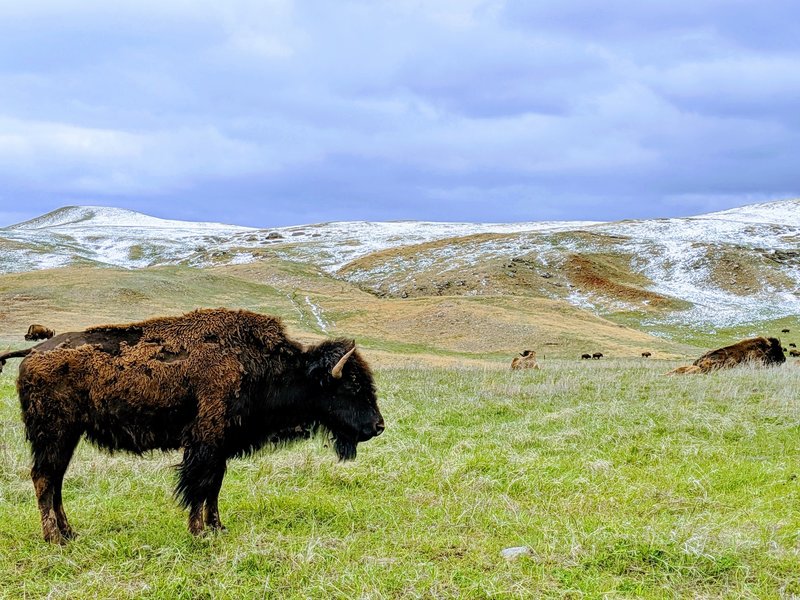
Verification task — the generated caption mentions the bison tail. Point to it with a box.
[0,348,34,373]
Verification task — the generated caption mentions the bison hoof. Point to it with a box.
[42,515,67,544]
[43,529,66,545]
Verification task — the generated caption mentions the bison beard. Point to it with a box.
[3,308,384,543]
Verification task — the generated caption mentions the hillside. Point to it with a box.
[0,262,694,364]
[1,200,799,356]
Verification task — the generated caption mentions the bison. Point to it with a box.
[790,349,800,357]
[581,353,591,360]
[511,350,540,370]
[24,324,55,341]
[790,343,797,348]
[782,328,791,333]
[641,352,652,358]
[592,352,603,360]
[666,365,702,375]
[0,308,384,543]
[692,337,785,372]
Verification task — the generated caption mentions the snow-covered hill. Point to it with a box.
[1,201,799,328]
[0,205,598,272]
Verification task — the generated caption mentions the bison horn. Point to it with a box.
[331,346,356,379]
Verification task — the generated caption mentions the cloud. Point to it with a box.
[0,0,798,226]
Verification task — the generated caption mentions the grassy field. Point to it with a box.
[0,265,696,360]
[1,360,799,598]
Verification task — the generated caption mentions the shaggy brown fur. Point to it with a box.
[511,350,539,370]
[692,337,785,372]
[24,324,55,341]
[6,308,384,543]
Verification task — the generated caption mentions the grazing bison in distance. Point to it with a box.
[692,337,785,372]
[511,350,540,370]
[581,353,591,360]
[641,352,652,358]
[0,308,384,543]
[24,324,55,341]
[791,349,800,357]
[790,343,797,348]
[592,352,603,360]
[782,328,791,333]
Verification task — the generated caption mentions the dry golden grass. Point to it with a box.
[0,261,693,364]
[564,253,687,310]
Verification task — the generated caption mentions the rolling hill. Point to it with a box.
[1,200,798,359]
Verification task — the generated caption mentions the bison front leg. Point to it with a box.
[176,444,227,536]
[203,463,228,531]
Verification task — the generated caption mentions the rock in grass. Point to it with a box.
[500,546,531,560]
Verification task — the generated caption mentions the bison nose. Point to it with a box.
[375,419,385,436]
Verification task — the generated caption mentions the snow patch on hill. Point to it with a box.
[9,206,256,232]
[1,200,799,328]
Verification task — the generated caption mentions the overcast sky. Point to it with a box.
[1,0,798,227]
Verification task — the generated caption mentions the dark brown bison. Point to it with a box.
[692,337,785,372]
[511,350,540,370]
[24,324,55,341]
[581,353,591,360]
[790,343,797,348]
[782,328,791,333]
[592,352,603,360]
[790,349,800,357]
[641,352,652,358]
[0,308,384,543]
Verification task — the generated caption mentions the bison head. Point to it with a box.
[306,339,384,461]
[766,337,786,365]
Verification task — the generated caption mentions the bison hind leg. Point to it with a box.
[30,432,81,543]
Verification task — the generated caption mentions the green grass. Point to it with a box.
[1,361,799,598]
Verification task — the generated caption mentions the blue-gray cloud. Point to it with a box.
[0,0,798,227]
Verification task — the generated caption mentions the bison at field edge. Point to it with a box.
[666,365,702,375]
[641,352,652,358]
[511,350,540,370]
[581,353,591,360]
[0,308,384,544]
[24,324,55,341]
[592,352,603,360]
[692,337,785,372]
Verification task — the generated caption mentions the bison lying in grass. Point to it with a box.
[0,308,384,543]
[668,336,785,374]
[511,350,540,370]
